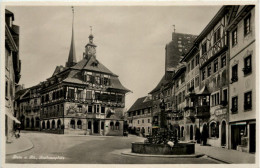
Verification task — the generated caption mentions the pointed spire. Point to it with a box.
[66,6,77,67]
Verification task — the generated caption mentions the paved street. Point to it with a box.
[6,131,220,164]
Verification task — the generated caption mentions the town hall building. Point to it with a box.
[38,10,130,136]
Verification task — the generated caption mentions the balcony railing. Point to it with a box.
[184,105,210,119]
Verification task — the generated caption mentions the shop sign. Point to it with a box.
[215,108,227,116]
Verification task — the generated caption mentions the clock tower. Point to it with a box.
[84,31,97,60]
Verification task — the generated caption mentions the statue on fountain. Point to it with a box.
[145,94,179,146]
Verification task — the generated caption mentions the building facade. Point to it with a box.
[39,18,130,135]
[149,32,197,133]
[5,9,22,142]
[191,6,231,148]
[127,96,153,136]
[15,85,41,131]
[226,5,255,153]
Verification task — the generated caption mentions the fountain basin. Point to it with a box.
[131,142,195,155]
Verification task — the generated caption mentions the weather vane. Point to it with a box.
[90,26,93,34]
[71,6,74,13]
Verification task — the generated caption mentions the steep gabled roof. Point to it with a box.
[108,76,131,92]
[71,56,116,76]
[15,89,29,100]
[149,75,170,94]
[128,96,153,112]
[52,65,68,76]
[62,70,85,85]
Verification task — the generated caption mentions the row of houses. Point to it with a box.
[127,5,255,153]
[14,8,130,136]
[5,9,22,142]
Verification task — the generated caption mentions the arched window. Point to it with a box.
[101,122,104,130]
[70,119,75,129]
[88,121,92,129]
[42,121,45,129]
[36,117,40,128]
[26,118,30,128]
[57,119,61,129]
[210,122,219,138]
[110,121,114,130]
[31,118,34,128]
[47,120,50,129]
[52,120,55,129]
[115,121,120,130]
[77,120,82,129]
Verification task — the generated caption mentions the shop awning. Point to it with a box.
[231,122,246,125]
[5,111,21,124]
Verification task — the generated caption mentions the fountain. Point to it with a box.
[131,95,195,155]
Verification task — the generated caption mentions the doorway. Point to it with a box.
[94,120,99,134]
[221,121,226,146]
[249,123,256,153]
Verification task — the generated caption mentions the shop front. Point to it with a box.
[230,120,256,153]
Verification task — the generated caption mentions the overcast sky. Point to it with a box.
[7,5,221,110]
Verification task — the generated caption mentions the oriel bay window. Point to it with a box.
[244,91,252,110]
[243,55,252,75]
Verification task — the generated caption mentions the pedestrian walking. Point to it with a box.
[195,128,201,144]
[17,124,21,133]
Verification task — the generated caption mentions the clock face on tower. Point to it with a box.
[87,46,96,55]
[90,47,96,55]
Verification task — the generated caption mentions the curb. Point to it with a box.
[121,150,204,158]
[205,155,231,164]
[6,137,34,156]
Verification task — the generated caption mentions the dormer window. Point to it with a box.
[92,60,99,67]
